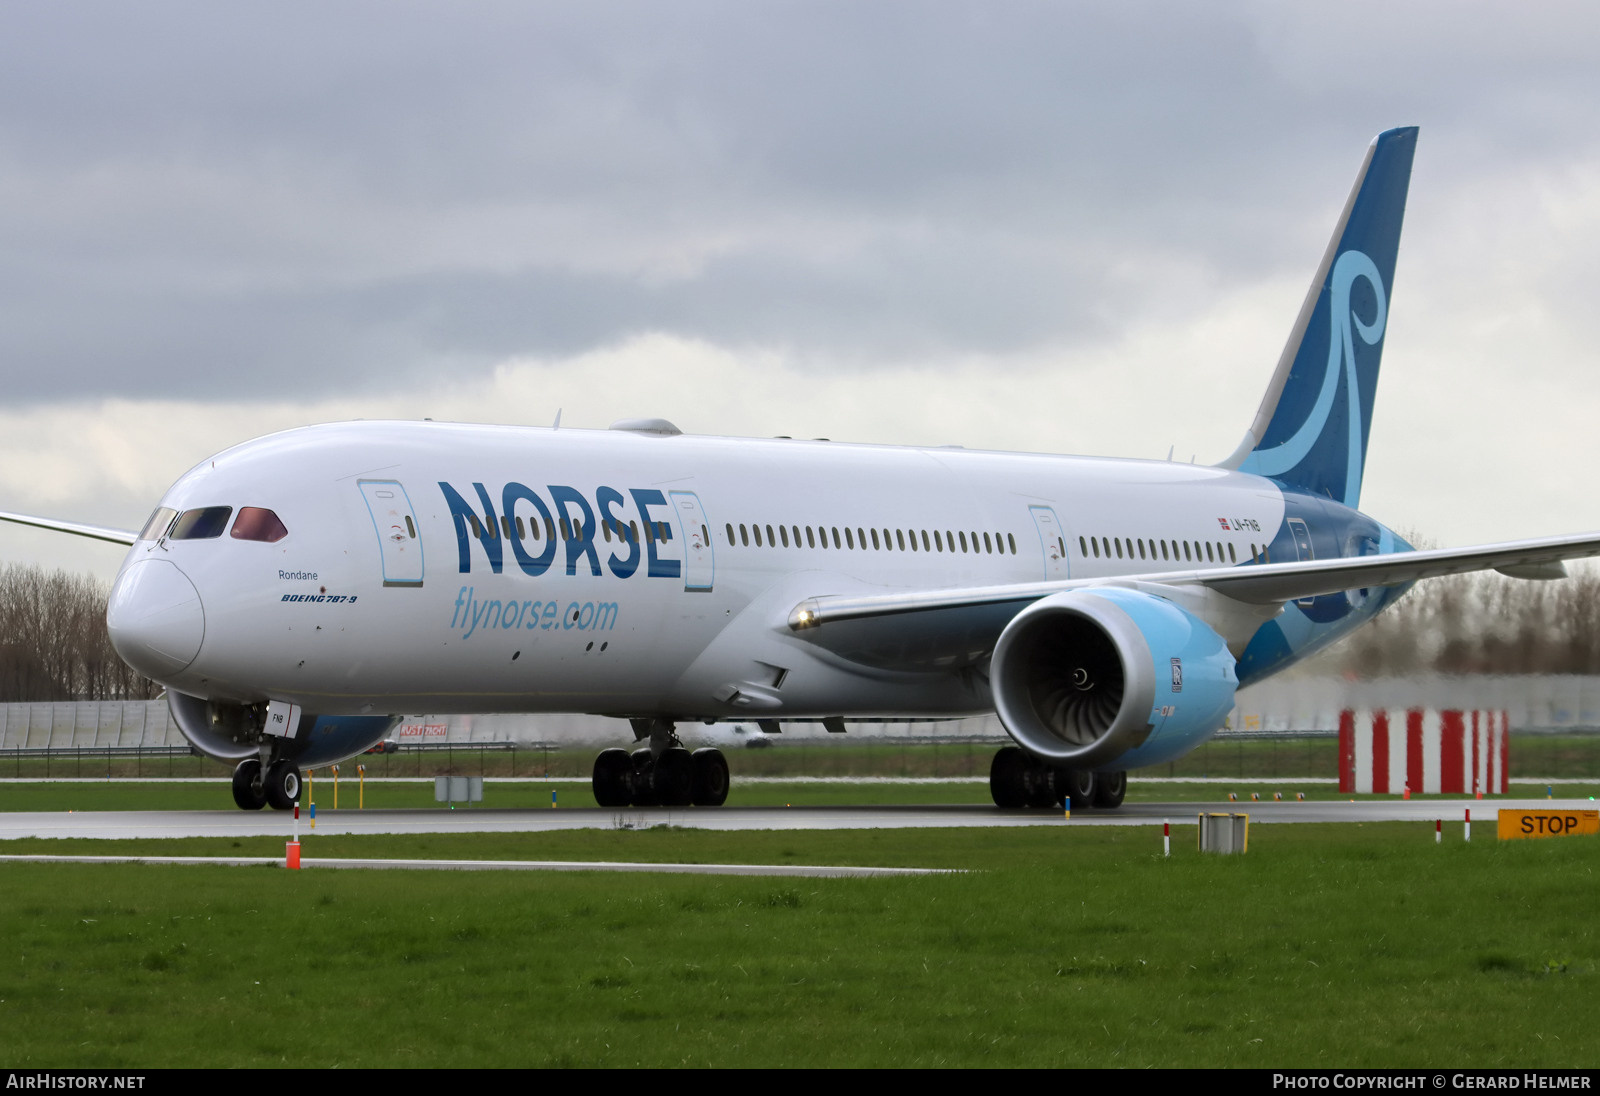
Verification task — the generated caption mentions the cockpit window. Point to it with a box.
[169,506,234,540]
[138,507,178,541]
[231,506,289,543]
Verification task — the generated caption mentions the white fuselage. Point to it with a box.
[111,420,1297,719]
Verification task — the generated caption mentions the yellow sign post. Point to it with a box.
[1497,810,1599,841]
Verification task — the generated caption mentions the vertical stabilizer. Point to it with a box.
[1220,127,1417,508]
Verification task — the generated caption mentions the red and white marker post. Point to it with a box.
[286,804,302,870]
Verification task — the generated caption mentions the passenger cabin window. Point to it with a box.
[169,506,233,541]
[139,507,178,541]
[230,507,288,543]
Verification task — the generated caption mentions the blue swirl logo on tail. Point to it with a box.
[1240,249,1387,507]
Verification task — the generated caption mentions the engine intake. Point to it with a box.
[991,588,1238,771]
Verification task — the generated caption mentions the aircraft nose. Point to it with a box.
[107,559,206,678]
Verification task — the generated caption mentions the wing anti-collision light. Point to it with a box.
[790,603,820,629]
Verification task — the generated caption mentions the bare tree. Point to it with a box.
[0,564,158,701]
[1317,557,1600,678]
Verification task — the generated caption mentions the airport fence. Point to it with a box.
[8,732,1596,782]
[2,698,1599,781]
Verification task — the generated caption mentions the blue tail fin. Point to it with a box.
[1224,127,1417,508]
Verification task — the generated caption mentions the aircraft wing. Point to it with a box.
[1183,531,1600,604]
[785,531,1600,668]
[0,510,138,546]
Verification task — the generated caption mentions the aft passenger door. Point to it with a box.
[1288,517,1314,607]
[669,490,714,592]
[358,479,424,587]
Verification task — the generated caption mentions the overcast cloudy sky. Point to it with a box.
[3,1,1600,582]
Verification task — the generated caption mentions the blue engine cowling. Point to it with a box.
[166,691,399,767]
[990,588,1238,771]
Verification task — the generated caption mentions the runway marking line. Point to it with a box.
[0,853,957,878]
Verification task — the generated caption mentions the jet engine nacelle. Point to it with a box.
[166,691,399,767]
[991,587,1238,772]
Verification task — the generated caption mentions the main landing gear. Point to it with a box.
[989,746,1126,810]
[592,718,730,808]
[231,756,303,811]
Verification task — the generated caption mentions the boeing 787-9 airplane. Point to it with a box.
[6,126,1596,811]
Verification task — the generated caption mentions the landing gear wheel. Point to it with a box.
[630,748,659,807]
[231,759,266,811]
[989,747,1029,808]
[1024,761,1061,809]
[1091,770,1127,809]
[1062,768,1097,811]
[592,748,634,807]
[264,760,302,810]
[654,747,694,807]
[690,748,729,807]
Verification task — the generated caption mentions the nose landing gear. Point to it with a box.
[231,759,267,811]
[230,756,302,811]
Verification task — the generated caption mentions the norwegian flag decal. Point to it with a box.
[1217,517,1230,530]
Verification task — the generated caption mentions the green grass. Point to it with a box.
[0,823,1596,1067]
